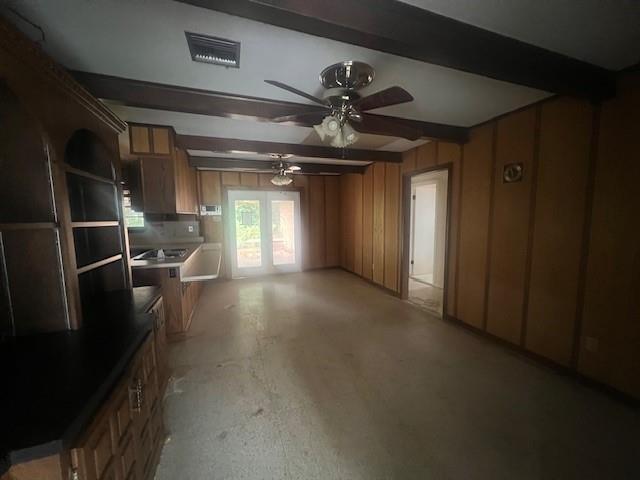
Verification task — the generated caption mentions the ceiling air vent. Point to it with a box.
[185,31,240,68]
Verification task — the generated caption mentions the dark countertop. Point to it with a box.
[132,285,162,314]
[0,289,156,475]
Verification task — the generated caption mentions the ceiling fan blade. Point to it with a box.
[265,80,328,106]
[272,109,329,124]
[353,113,423,141]
[351,86,414,112]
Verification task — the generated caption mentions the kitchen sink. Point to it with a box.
[133,248,188,260]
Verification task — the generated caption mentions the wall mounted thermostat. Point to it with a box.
[201,204,222,216]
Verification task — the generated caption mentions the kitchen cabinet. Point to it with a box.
[125,127,198,214]
[132,267,202,336]
[6,312,167,480]
[0,17,130,334]
[129,124,171,156]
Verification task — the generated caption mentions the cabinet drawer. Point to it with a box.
[99,459,118,480]
[113,388,132,446]
[119,431,136,480]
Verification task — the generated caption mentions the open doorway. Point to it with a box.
[227,189,302,278]
[404,168,449,317]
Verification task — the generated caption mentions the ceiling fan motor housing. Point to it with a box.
[320,61,375,90]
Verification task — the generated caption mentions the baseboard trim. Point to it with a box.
[337,267,401,298]
[444,314,639,408]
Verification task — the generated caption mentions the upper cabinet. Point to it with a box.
[125,124,199,215]
[129,123,172,156]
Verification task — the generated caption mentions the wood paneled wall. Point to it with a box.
[340,142,462,297]
[197,172,341,274]
[338,71,640,399]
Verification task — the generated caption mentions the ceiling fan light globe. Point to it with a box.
[321,115,341,137]
[271,173,293,186]
[313,124,326,141]
[342,123,359,146]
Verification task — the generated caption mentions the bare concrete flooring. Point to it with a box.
[156,269,639,480]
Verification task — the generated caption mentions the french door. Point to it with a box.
[228,190,301,278]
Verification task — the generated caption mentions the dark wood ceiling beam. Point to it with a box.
[177,0,616,100]
[72,71,468,143]
[189,156,366,174]
[176,134,402,162]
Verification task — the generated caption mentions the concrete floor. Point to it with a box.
[156,269,639,480]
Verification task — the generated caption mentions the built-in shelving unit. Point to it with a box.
[65,129,129,318]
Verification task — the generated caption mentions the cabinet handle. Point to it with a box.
[130,378,144,412]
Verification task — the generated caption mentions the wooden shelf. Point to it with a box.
[76,254,122,275]
[65,165,115,185]
[71,221,120,228]
[0,222,57,231]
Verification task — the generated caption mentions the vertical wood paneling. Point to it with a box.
[457,124,494,329]
[258,173,273,186]
[293,175,310,270]
[579,72,640,398]
[525,98,593,365]
[384,164,400,291]
[308,176,326,269]
[340,175,354,271]
[221,171,240,186]
[240,172,258,187]
[486,108,536,344]
[352,174,364,276]
[324,176,341,267]
[438,143,462,316]
[416,142,436,169]
[372,163,386,285]
[402,149,417,174]
[362,166,374,280]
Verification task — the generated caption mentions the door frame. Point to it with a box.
[223,185,303,279]
[400,164,453,314]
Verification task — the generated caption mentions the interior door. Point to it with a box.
[228,190,301,278]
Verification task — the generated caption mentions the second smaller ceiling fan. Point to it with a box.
[265,61,422,148]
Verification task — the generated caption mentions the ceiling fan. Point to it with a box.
[270,153,300,186]
[265,61,422,148]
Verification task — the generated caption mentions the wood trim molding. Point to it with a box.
[189,156,366,174]
[0,16,126,132]
[176,134,402,163]
[571,105,601,369]
[399,163,453,303]
[519,105,543,347]
[72,71,469,143]
[177,0,616,100]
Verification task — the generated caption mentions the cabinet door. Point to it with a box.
[140,158,176,213]
[129,126,151,155]
[72,410,116,480]
[151,298,167,385]
[173,149,197,214]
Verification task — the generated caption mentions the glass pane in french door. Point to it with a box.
[234,199,261,268]
[271,200,295,265]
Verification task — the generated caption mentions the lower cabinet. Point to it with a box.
[71,333,164,480]
[6,298,168,480]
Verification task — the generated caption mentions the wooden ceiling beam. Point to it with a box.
[72,71,469,143]
[189,156,366,174]
[176,134,403,163]
[177,0,616,100]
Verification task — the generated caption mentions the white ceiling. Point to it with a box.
[400,0,640,70]
[7,0,550,130]
[4,0,636,161]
